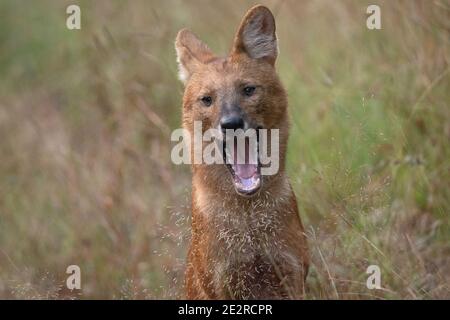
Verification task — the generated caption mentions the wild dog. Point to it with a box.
[175,5,309,299]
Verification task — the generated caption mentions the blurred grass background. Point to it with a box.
[0,0,449,299]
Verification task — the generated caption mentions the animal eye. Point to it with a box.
[243,86,256,97]
[201,96,213,107]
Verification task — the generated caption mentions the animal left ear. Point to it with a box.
[231,5,278,66]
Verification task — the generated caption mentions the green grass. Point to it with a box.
[0,0,448,299]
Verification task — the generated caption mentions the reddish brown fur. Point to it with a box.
[176,5,309,299]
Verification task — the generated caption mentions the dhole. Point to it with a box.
[175,5,309,299]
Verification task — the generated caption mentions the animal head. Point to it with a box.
[175,5,289,197]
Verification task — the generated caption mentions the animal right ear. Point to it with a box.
[175,29,214,84]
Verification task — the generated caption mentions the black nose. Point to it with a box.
[220,115,244,131]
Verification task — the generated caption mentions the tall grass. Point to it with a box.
[0,0,448,299]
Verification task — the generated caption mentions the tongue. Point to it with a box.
[234,163,257,179]
[232,138,257,179]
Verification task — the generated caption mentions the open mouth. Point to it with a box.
[223,134,262,196]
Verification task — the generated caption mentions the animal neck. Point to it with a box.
[192,165,291,218]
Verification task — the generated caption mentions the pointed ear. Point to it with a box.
[175,29,214,84]
[231,5,278,65]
